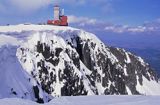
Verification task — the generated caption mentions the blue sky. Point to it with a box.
[0,0,160,26]
[1,0,160,73]
[1,0,160,45]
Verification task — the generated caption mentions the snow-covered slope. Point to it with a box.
[0,96,160,105]
[0,36,51,103]
[0,24,160,103]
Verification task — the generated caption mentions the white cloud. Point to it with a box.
[0,0,112,14]
[0,0,51,14]
[67,16,160,34]
[9,0,50,12]
[68,15,97,25]
[127,26,146,33]
[104,25,129,33]
[52,0,111,6]
[104,24,159,33]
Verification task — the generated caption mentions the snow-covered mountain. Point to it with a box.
[0,24,160,103]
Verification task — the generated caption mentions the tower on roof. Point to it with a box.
[54,5,60,20]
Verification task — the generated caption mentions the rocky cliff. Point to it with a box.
[0,24,160,103]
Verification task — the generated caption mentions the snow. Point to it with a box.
[0,45,34,100]
[137,57,146,67]
[0,45,49,102]
[125,52,131,63]
[0,95,160,105]
[123,65,128,76]
[0,24,119,64]
[0,24,78,33]
[126,86,132,95]
[0,35,20,47]
[79,61,95,95]
[1,24,160,102]
[136,76,160,95]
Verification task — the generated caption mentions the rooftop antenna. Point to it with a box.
[61,9,64,16]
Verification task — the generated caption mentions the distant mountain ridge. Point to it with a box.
[125,48,160,77]
[0,24,160,103]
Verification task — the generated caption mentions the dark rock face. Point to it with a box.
[33,86,44,103]
[61,61,87,96]
[20,40,88,96]
[17,30,159,98]
[109,47,158,94]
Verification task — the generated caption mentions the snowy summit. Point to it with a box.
[0,24,160,104]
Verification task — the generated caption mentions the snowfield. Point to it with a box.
[0,95,160,105]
